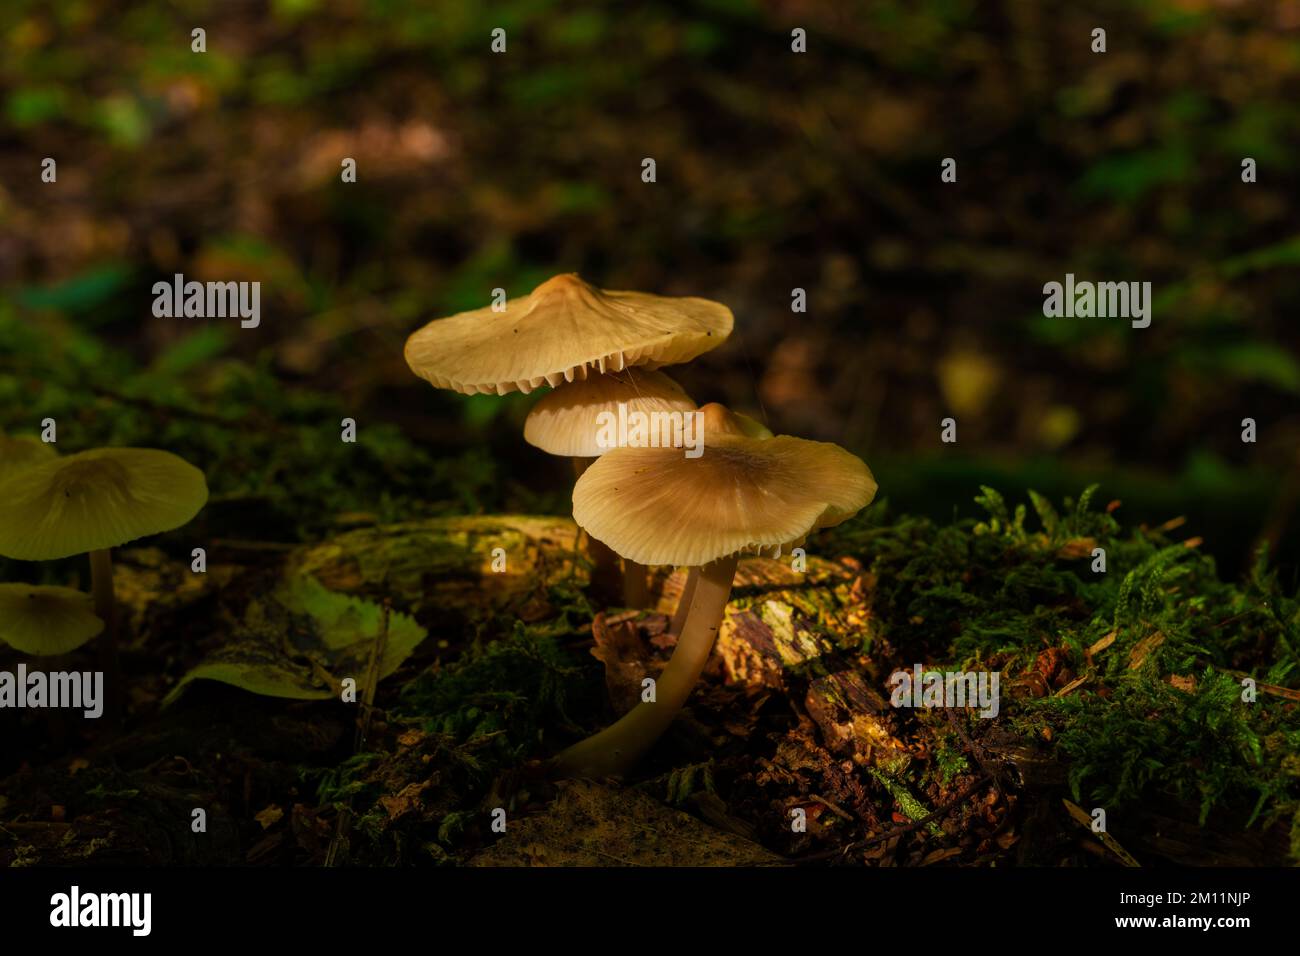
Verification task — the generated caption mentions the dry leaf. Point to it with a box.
[254,804,284,830]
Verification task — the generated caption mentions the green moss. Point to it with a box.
[930,731,972,788]
[827,486,1300,853]
[306,590,604,862]
[1025,668,1296,827]
[395,620,596,761]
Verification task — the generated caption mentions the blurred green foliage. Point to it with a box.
[1,0,1295,534]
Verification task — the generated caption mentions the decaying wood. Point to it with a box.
[285,515,583,619]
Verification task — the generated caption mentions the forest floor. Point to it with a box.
[3,489,1297,867]
[2,318,1298,867]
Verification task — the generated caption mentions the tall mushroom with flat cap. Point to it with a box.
[553,403,877,778]
[404,272,732,396]
[0,448,208,702]
[0,584,104,655]
[524,367,698,606]
[404,273,733,606]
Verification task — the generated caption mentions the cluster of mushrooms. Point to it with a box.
[0,435,208,708]
[405,274,878,777]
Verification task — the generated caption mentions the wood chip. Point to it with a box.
[1062,799,1140,867]
[1086,630,1116,663]
[1054,675,1088,697]
[1127,631,1165,670]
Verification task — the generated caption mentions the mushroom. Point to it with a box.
[524,367,698,607]
[404,272,733,396]
[0,584,104,655]
[0,448,209,698]
[0,433,57,483]
[553,403,877,778]
[404,273,733,606]
[665,408,773,634]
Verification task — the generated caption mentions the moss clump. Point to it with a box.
[1028,668,1298,826]
[312,588,604,863]
[827,485,1300,855]
[395,621,597,762]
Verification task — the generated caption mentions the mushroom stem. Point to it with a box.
[577,455,642,606]
[88,548,121,724]
[552,554,738,778]
[622,560,650,609]
[669,567,700,634]
[577,455,621,598]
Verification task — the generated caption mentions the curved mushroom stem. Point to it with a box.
[669,567,700,635]
[88,548,121,725]
[622,560,650,609]
[552,554,739,778]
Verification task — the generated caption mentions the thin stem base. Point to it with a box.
[552,555,738,778]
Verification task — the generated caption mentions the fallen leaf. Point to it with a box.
[163,575,427,705]
[254,805,283,830]
[589,612,659,714]
[378,781,432,822]
[921,846,963,865]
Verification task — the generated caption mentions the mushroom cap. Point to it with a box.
[0,434,58,483]
[0,448,209,561]
[404,273,733,396]
[572,404,877,567]
[0,584,104,655]
[524,369,698,458]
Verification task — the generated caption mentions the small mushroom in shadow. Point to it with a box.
[0,584,104,656]
[0,448,209,720]
[0,432,58,483]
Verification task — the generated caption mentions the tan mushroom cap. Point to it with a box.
[0,584,104,655]
[0,448,209,561]
[0,434,58,483]
[572,404,877,567]
[404,273,733,396]
[524,369,698,458]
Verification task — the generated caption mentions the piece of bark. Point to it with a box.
[805,670,900,762]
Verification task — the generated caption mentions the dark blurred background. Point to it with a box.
[2,0,1298,579]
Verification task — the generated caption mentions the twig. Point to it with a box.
[853,774,993,851]
[327,598,391,867]
[943,706,1004,794]
[793,773,993,864]
[356,600,391,751]
[807,794,855,822]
